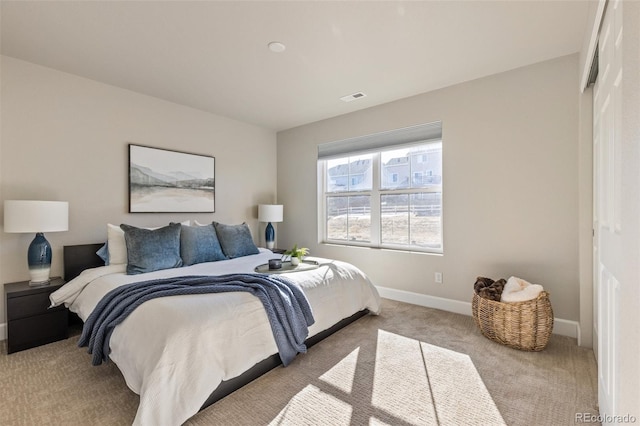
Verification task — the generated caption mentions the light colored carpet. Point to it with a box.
[0,299,598,425]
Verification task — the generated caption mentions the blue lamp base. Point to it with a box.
[265,222,275,249]
[27,232,52,286]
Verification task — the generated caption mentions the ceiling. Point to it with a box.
[1,1,590,131]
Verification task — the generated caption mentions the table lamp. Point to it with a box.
[258,204,283,250]
[3,200,69,286]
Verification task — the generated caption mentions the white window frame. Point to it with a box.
[318,139,443,254]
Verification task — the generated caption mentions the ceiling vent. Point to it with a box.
[340,92,367,102]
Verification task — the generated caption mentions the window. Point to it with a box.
[319,125,442,253]
[413,172,423,185]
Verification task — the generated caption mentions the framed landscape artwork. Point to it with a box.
[129,144,215,213]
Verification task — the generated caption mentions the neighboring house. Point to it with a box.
[381,146,442,189]
[327,158,372,192]
[327,144,443,192]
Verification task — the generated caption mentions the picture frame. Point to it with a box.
[129,144,215,213]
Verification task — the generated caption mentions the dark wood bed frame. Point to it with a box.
[63,243,369,412]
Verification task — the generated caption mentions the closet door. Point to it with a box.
[592,0,622,420]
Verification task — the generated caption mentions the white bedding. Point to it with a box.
[51,249,380,425]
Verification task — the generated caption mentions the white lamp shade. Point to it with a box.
[4,200,69,233]
[258,204,283,223]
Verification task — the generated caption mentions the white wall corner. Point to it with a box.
[376,286,579,339]
[0,323,6,341]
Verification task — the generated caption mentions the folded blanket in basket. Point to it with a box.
[474,277,506,301]
[500,276,544,303]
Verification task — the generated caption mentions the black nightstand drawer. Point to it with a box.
[7,292,64,320]
[5,277,68,354]
[7,309,69,354]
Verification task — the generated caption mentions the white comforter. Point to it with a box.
[50,249,381,426]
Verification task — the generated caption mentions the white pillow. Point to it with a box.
[193,220,212,227]
[107,223,128,265]
[107,221,190,265]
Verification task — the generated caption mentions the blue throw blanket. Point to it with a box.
[78,274,315,367]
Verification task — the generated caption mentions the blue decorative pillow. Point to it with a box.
[120,223,183,275]
[213,222,259,259]
[96,243,110,265]
[180,224,227,266]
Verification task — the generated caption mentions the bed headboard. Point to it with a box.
[64,243,105,281]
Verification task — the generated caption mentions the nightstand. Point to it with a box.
[5,277,68,354]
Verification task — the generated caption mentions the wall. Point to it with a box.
[0,56,277,331]
[277,54,581,322]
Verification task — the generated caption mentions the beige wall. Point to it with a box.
[0,56,277,326]
[277,54,581,321]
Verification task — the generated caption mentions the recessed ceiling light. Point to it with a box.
[340,92,367,102]
[268,42,286,53]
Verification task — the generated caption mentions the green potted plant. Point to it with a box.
[283,244,309,266]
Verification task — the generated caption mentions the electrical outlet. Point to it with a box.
[435,272,443,283]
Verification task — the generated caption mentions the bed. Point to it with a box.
[53,242,381,425]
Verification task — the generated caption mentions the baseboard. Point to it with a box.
[555,318,580,340]
[0,323,6,341]
[376,286,580,339]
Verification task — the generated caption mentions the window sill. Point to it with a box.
[321,241,443,256]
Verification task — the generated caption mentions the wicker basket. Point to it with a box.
[472,291,554,351]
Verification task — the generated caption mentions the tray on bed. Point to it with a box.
[254,260,319,274]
